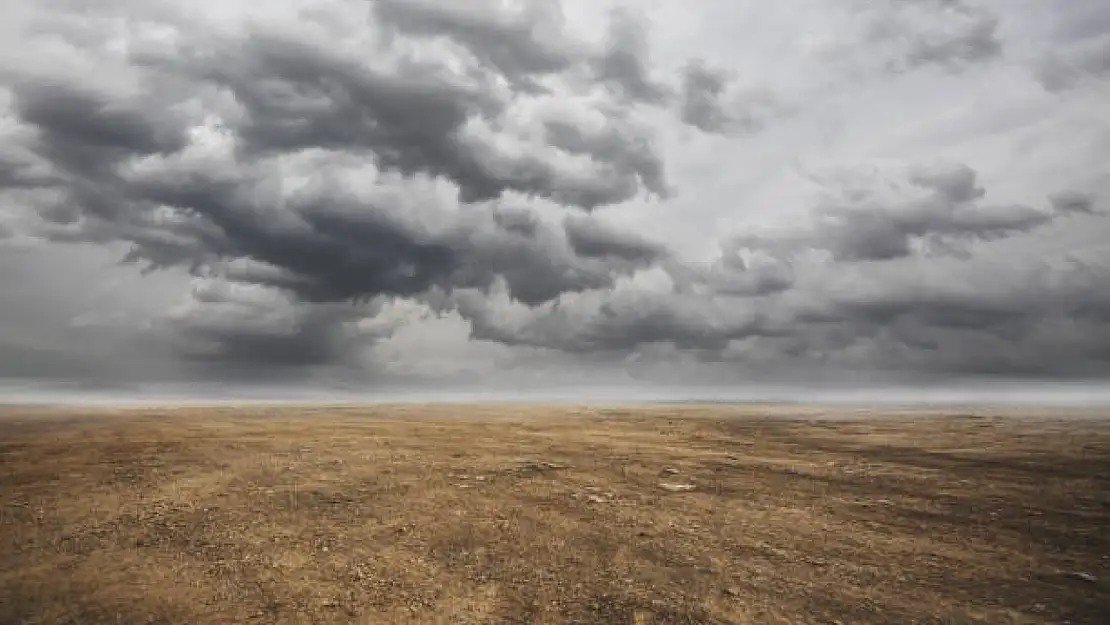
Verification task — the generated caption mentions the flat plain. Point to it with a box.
[1,403,1108,624]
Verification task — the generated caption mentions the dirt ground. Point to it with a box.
[0,403,1108,624]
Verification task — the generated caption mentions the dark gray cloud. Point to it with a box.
[679,61,730,132]
[371,0,712,131]
[492,206,540,237]
[730,163,1093,263]
[543,119,670,200]
[5,77,188,226]
[12,79,186,161]
[145,31,657,209]
[785,262,1110,378]
[678,60,783,134]
[121,168,658,307]
[371,0,574,92]
[455,286,768,354]
[161,280,420,384]
[1050,190,1098,215]
[688,248,795,298]
[439,160,1110,379]
[563,215,667,263]
[1,10,679,308]
[2,0,1110,390]
[0,6,690,370]
[592,7,671,104]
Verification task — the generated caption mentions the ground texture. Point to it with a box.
[1,404,1108,624]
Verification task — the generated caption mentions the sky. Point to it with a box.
[1,0,1109,401]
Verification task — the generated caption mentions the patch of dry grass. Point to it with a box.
[1,404,1108,624]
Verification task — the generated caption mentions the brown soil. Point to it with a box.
[1,404,1108,624]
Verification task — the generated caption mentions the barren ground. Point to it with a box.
[1,404,1108,624]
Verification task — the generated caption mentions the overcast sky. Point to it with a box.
[1,0,1109,400]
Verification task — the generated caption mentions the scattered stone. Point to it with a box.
[661,467,680,476]
[585,495,610,504]
[724,587,740,598]
[1065,571,1098,583]
[658,482,696,493]
[515,461,572,475]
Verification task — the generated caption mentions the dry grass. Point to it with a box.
[1,403,1108,624]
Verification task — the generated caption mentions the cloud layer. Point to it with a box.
[1,0,1109,393]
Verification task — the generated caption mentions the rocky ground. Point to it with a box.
[1,403,1107,624]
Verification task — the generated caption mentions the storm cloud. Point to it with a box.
[1,0,1109,393]
[725,162,1094,263]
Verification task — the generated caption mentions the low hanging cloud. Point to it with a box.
[727,162,1097,263]
[436,159,1108,379]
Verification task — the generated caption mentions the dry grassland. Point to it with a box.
[1,404,1108,624]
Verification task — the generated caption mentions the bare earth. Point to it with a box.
[1,404,1108,624]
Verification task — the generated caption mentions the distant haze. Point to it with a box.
[4,381,1110,409]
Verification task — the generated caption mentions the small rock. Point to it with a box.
[515,461,571,475]
[1065,571,1098,583]
[661,467,680,476]
[724,587,740,597]
[586,494,609,504]
[658,482,696,492]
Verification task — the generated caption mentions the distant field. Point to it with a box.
[1,404,1107,624]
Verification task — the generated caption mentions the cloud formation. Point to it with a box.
[1,0,1109,392]
[728,162,1091,263]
